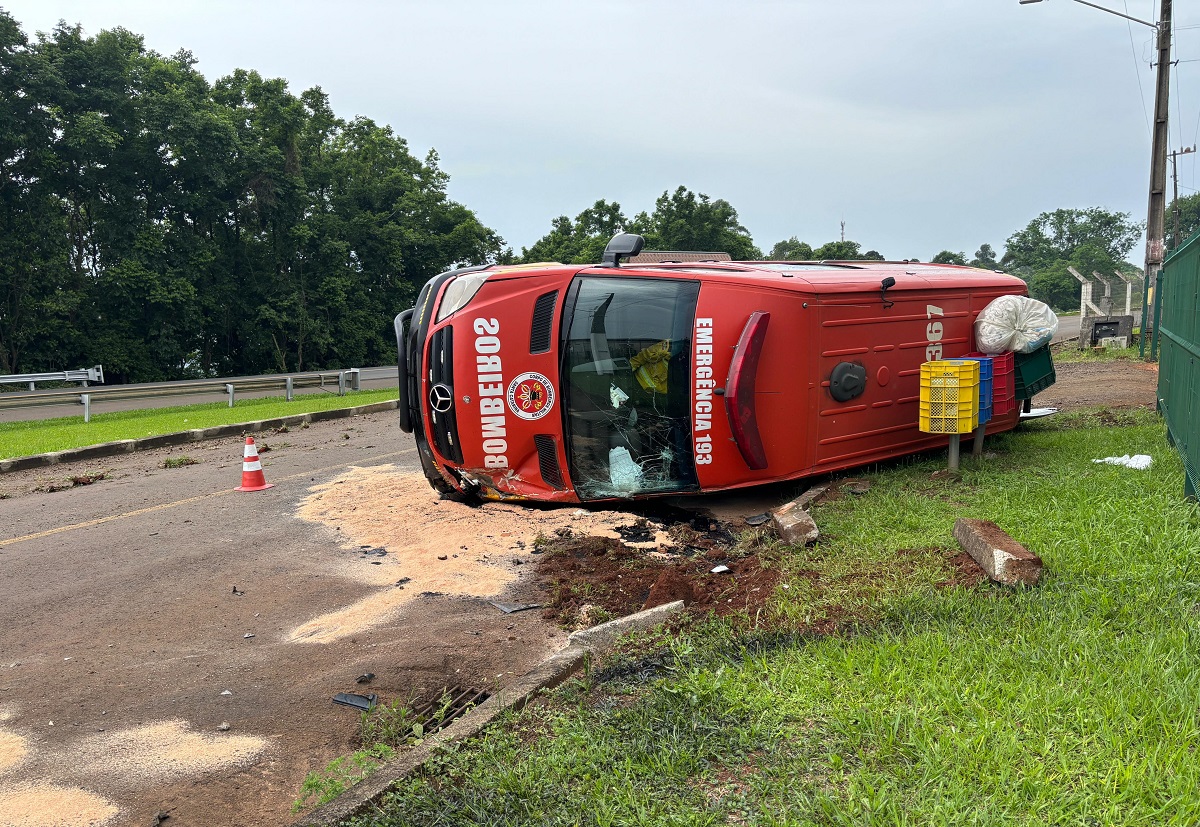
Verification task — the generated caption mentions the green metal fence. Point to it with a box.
[1158,236,1200,499]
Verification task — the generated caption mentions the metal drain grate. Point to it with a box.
[411,685,490,731]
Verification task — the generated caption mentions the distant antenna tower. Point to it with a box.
[840,219,845,242]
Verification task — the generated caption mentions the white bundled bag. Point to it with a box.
[974,295,1059,354]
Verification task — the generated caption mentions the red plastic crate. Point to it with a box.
[968,351,1015,416]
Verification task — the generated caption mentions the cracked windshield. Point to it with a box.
[562,277,701,499]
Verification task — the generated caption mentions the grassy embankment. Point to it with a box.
[0,389,397,460]
[342,403,1199,825]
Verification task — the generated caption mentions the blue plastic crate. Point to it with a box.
[949,357,992,425]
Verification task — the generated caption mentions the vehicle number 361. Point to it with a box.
[925,305,944,360]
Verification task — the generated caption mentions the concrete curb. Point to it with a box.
[0,401,399,475]
[290,600,686,827]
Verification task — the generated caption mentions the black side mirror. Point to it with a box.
[600,233,645,268]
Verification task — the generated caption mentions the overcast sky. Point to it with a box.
[4,0,1198,262]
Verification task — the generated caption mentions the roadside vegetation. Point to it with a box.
[0,389,395,460]
[343,408,1199,826]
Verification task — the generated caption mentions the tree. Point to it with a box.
[812,240,863,260]
[1166,192,1200,250]
[1002,208,1142,311]
[970,244,999,269]
[765,237,813,260]
[520,200,628,264]
[0,13,505,379]
[931,250,967,265]
[629,186,761,259]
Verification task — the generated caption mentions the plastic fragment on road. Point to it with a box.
[1019,407,1058,419]
[332,692,378,712]
[490,601,541,614]
[1093,454,1153,470]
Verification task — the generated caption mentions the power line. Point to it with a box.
[1124,0,1152,138]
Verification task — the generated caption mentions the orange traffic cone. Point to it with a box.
[235,437,274,492]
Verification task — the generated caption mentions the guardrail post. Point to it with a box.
[286,376,294,401]
[225,383,235,407]
[348,368,361,391]
[338,371,346,396]
[81,393,90,423]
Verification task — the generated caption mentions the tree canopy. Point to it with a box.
[1000,208,1142,310]
[0,13,502,380]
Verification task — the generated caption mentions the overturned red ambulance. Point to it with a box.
[395,233,1030,503]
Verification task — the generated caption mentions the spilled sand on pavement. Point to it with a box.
[0,719,269,826]
[289,466,669,643]
[0,783,119,827]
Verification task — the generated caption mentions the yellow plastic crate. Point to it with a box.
[919,360,980,434]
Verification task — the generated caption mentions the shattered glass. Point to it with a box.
[562,277,701,499]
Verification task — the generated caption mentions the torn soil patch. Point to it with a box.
[532,518,781,627]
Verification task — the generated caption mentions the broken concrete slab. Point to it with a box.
[771,498,819,546]
[953,518,1042,587]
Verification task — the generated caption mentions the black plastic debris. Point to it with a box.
[231,586,244,596]
[356,672,375,684]
[490,601,541,614]
[333,692,377,711]
[745,513,771,526]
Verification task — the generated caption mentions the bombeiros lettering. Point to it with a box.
[472,317,508,469]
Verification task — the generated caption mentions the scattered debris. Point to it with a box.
[216,722,231,732]
[70,473,107,486]
[332,692,377,711]
[745,513,771,526]
[710,564,731,574]
[394,577,411,587]
[355,673,375,684]
[242,633,255,639]
[231,586,244,596]
[150,810,173,827]
[842,479,872,495]
[489,601,541,614]
[771,498,820,545]
[953,518,1043,587]
[1093,454,1153,470]
[220,690,232,697]
[437,555,448,561]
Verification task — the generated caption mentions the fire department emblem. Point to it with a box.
[506,372,555,421]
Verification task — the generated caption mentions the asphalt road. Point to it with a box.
[0,411,562,827]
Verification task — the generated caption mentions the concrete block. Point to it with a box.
[772,499,819,545]
[953,518,1042,586]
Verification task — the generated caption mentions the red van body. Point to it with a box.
[395,239,1030,503]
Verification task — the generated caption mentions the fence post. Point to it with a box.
[225,383,235,408]
[286,376,294,401]
[81,393,90,423]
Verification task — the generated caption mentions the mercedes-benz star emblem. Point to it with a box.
[429,383,454,413]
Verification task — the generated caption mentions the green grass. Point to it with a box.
[1050,343,1146,364]
[348,408,1200,826]
[0,389,396,460]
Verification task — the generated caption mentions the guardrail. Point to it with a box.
[0,368,364,422]
[0,365,104,391]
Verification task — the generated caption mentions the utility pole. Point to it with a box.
[1168,145,1195,250]
[1144,0,1172,355]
